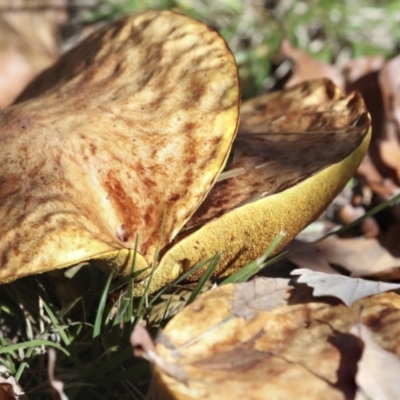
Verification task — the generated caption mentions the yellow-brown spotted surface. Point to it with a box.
[0,10,239,282]
[0,12,370,293]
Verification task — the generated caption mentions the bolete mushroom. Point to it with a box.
[0,11,370,294]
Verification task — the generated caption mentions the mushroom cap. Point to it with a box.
[142,79,371,294]
[0,12,370,293]
[0,11,240,282]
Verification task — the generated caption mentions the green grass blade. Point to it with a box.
[135,263,157,321]
[109,267,148,292]
[0,340,69,356]
[136,210,167,320]
[282,191,400,260]
[148,256,217,308]
[42,300,71,346]
[93,272,113,339]
[93,364,149,386]
[58,297,83,319]
[160,293,175,326]
[127,235,140,325]
[222,231,286,284]
[186,252,221,305]
[41,300,84,372]
[316,191,400,242]
[113,298,130,327]
[90,347,134,377]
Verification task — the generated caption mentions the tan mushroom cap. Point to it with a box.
[0,11,240,282]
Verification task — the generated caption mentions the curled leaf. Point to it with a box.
[291,268,400,306]
[130,324,187,381]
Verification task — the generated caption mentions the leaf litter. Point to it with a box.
[134,277,400,399]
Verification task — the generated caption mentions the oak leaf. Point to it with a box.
[0,0,65,108]
[291,268,400,306]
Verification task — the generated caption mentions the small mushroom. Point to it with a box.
[0,11,370,294]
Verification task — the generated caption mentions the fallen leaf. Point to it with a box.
[378,54,400,128]
[345,56,385,84]
[230,277,291,320]
[291,268,400,306]
[145,279,400,400]
[350,323,400,400]
[0,381,16,400]
[357,154,399,199]
[287,237,400,277]
[0,0,66,108]
[130,324,187,381]
[337,203,379,238]
[280,38,344,90]
[379,125,400,183]
[0,376,24,400]
[346,57,388,179]
[376,54,400,185]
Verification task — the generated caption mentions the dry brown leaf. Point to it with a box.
[0,382,16,400]
[351,323,400,400]
[131,324,187,381]
[0,376,24,400]
[346,56,389,181]
[357,155,399,199]
[230,278,290,320]
[337,204,365,225]
[280,38,344,90]
[345,56,385,84]
[337,204,379,238]
[0,0,66,108]
[376,54,400,185]
[379,125,400,183]
[379,222,400,259]
[287,237,400,277]
[378,54,400,128]
[291,268,400,306]
[145,279,400,400]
